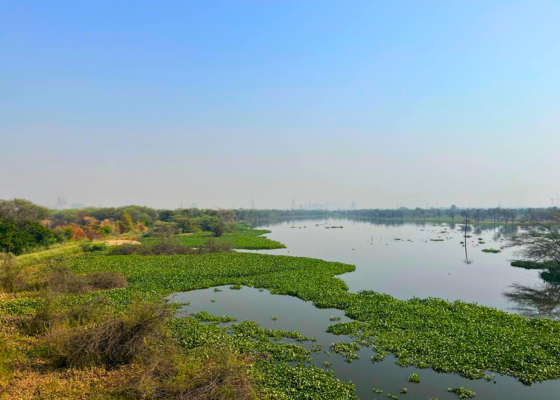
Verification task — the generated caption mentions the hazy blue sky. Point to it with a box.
[2,1,559,209]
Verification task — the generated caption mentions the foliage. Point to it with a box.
[109,238,232,256]
[64,251,560,385]
[80,241,107,252]
[118,212,135,233]
[0,199,49,227]
[0,221,56,255]
[0,253,24,292]
[141,229,285,250]
[481,248,501,253]
[408,373,420,383]
[168,317,357,399]
[448,387,476,398]
[43,301,170,368]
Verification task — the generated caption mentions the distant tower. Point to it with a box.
[351,200,356,210]
[291,198,296,210]
[56,197,67,210]
[251,199,255,209]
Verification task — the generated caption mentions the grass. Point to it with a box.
[16,242,82,266]
[141,229,286,250]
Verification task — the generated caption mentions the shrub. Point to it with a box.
[0,221,56,255]
[119,344,258,400]
[110,241,191,256]
[24,291,112,335]
[47,266,127,295]
[80,241,107,252]
[0,253,25,292]
[44,301,170,368]
[198,238,233,254]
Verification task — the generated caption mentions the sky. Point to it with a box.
[1,0,559,210]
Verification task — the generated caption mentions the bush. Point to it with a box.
[0,253,25,292]
[118,343,258,400]
[110,239,233,256]
[47,266,127,295]
[198,238,233,254]
[0,221,56,255]
[44,301,170,368]
[79,241,107,252]
[110,241,191,256]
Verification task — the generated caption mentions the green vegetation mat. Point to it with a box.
[60,251,560,386]
[140,229,286,250]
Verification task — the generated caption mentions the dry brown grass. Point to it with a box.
[43,301,170,368]
[115,345,258,400]
[0,365,128,400]
[0,254,25,293]
[47,267,127,295]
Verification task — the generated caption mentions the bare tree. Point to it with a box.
[508,212,560,266]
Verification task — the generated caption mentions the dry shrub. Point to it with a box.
[44,301,170,368]
[2,365,127,400]
[24,291,112,336]
[110,240,192,256]
[87,272,128,290]
[198,238,233,254]
[118,345,258,400]
[110,239,232,256]
[0,253,26,293]
[47,267,127,295]
[147,240,192,255]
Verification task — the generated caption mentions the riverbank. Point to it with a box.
[2,228,560,399]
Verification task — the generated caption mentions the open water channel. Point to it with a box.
[172,219,560,399]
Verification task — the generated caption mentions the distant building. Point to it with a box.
[191,203,198,209]
[55,197,68,210]
[70,204,85,210]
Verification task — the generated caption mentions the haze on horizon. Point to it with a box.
[2,1,559,210]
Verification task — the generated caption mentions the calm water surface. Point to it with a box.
[172,218,560,400]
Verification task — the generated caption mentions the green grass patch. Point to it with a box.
[140,229,285,250]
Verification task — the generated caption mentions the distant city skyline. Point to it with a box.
[38,196,560,211]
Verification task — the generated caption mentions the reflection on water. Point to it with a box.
[249,218,536,312]
[504,282,560,320]
[177,218,560,400]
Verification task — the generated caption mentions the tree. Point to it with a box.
[0,199,49,227]
[158,210,174,222]
[173,216,196,233]
[0,221,55,255]
[27,222,56,247]
[213,220,226,237]
[508,212,560,267]
[217,209,237,223]
[448,208,456,221]
[119,212,135,233]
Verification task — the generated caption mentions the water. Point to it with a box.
[248,218,545,314]
[171,218,560,399]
